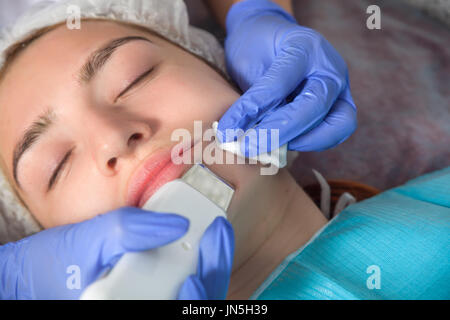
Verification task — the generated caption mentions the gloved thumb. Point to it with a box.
[177,275,207,300]
[197,217,234,299]
[177,217,234,300]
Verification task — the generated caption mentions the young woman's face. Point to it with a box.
[0,20,258,228]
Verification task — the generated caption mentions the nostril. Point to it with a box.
[129,133,142,145]
[107,157,117,168]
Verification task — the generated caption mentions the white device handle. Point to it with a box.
[80,179,226,300]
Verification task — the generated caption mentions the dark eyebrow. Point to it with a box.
[78,36,153,83]
[13,107,56,189]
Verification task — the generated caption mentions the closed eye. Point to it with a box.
[115,67,155,102]
[47,147,74,192]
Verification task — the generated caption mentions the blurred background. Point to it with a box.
[185,0,450,191]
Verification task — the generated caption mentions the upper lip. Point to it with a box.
[126,148,173,208]
[126,141,194,208]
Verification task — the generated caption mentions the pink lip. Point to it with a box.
[126,143,193,208]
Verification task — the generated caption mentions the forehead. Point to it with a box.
[1,20,170,87]
[0,20,167,179]
[2,20,165,82]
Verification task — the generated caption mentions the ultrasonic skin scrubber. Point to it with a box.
[80,163,235,300]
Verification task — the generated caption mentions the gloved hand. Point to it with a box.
[0,207,189,299]
[218,0,357,155]
[177,216,235,300]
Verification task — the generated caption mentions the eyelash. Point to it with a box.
[115,66,155,102]
[48,147,74,191]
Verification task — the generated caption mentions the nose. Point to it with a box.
[91,119,152,176]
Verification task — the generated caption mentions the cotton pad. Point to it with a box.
[212,121,288,168]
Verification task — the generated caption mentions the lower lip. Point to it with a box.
[138,160,188,208]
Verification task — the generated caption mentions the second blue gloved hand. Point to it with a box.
[218,0,357,154]
[177,216,235,300]
[0,207,189,299]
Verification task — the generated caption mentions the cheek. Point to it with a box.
[147,67,239,125]
[36,164,121,228]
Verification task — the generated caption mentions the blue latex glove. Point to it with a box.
[177,216,235,300]
[0,207,189,299]
[218,0,357,155]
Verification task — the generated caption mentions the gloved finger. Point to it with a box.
[196,216,235,300]
[177,275,207,300]
[114,208,190,251]
[239,76,341,156]
[217,44,310,143]
[69,207,189,269]
[288,95,357,152]
[339,85,357,112]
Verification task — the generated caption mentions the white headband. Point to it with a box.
[0,0,227,244]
